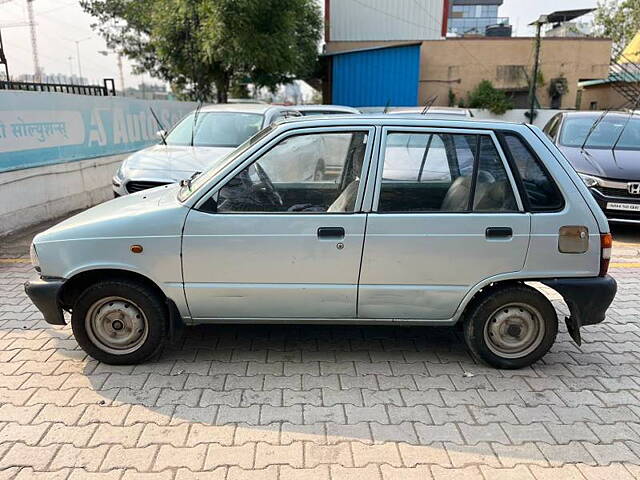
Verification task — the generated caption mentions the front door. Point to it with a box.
[182,128,374,321]
[358,128,531,320]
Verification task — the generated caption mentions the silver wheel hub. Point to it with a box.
[484,303,545,359]
[85,296,148,355]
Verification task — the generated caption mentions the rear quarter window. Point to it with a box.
[501,133,564,212]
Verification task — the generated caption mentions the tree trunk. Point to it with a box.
[215,73,230,104]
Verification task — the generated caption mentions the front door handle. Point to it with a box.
[317,227,345,239]
[486,227,513,239]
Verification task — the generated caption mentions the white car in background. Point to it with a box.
[293,104,360,116]
[388,106,473,118]
[112,104,301,196]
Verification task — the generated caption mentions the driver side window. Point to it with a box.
[216,131,368,214]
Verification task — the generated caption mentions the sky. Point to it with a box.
[0,0,602,88]
[499,0,599,36]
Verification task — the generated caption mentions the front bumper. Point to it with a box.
[24,278,66,325]
[542,275,617,345]
[590,187,640,224]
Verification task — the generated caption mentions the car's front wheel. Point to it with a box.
[71,279,168,364]
[463,285,557,369]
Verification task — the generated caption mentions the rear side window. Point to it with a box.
[378,132,517,213]
[502,134,564,211]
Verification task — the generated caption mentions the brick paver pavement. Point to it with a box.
[1,219,639,479]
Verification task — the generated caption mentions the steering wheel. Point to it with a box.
[254,163,283,207]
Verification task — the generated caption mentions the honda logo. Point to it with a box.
[629,182,640,195]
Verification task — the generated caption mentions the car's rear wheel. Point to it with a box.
[463,285,557,369]
[71,279,167,364]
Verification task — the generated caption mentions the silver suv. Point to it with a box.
[25,116,617,369]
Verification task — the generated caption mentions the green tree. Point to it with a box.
[467,80,513,115]
[80,0,321,102]
[594,0,640,51]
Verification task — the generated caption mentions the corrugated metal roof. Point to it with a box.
[329,0,445,41]
[322,42,423,57]
[331,44,421,107]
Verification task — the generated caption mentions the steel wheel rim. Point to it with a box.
[483,302,545,359]
[85,296,148,355]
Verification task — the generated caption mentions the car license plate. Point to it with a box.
[607,202,640,212]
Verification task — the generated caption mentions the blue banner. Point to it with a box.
[0,91,197,172]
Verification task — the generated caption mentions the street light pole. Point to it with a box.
[98,49,126,95]
[0,28,9,80]
[528,15,547,124]
[74,36,92,84]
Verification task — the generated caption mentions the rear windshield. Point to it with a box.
[559,115,640,150]
[166,112,264,148]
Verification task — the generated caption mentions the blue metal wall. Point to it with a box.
[332,44,420,107]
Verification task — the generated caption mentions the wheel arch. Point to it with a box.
[458,279,525,323]
[59,268,167,311]
[59,268,184,335]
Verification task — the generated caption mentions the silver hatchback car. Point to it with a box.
[26,116,617,369]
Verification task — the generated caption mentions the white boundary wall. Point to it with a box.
[0,91,196,236]
[0,154,124,235]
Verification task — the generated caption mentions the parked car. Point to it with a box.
[293,104,361,116]
[261,105,361,181]
[26,116,616,369]
[543,111,640,224]
[388,106,473,118]
[112,104,301,196]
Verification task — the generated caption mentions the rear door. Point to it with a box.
[358,127,531,320]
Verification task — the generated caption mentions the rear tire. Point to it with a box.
[463,285,557,369]
[71,279,167,365]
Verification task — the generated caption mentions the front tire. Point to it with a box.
[71,279,168,364]
[463,285,557,369]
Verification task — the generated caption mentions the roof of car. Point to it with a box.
[199,103,296,114]
[277,114,524,131]
[558,110,639,119]
[389,107,471,116]
[293,104,360,114]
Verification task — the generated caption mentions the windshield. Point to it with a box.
[559,115,640,149]
[178,124,275,202]
[165,112,264,147]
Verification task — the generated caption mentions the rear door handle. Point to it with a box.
[486,227,513,239]
[317,227,345,239]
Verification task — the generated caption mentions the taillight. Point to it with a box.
[600,233,612,276]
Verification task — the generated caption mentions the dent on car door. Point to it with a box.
[358,128,531,321]
[181,128,375,320]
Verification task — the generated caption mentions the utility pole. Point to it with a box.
[67,56,74,79]
[116,53,125,94]
[528,15,547,124]
[0,28,9,80]
[73,37,92,85]
[99,49,126,95]
[25,0,41,81]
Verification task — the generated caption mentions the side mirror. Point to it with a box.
[156,130,167,139]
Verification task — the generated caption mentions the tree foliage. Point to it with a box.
[467,80,513,115]
[594,0,640,52]
[80,0,322,102]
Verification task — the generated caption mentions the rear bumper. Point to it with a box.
[24,278,66,325]
[542,275,617,345]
